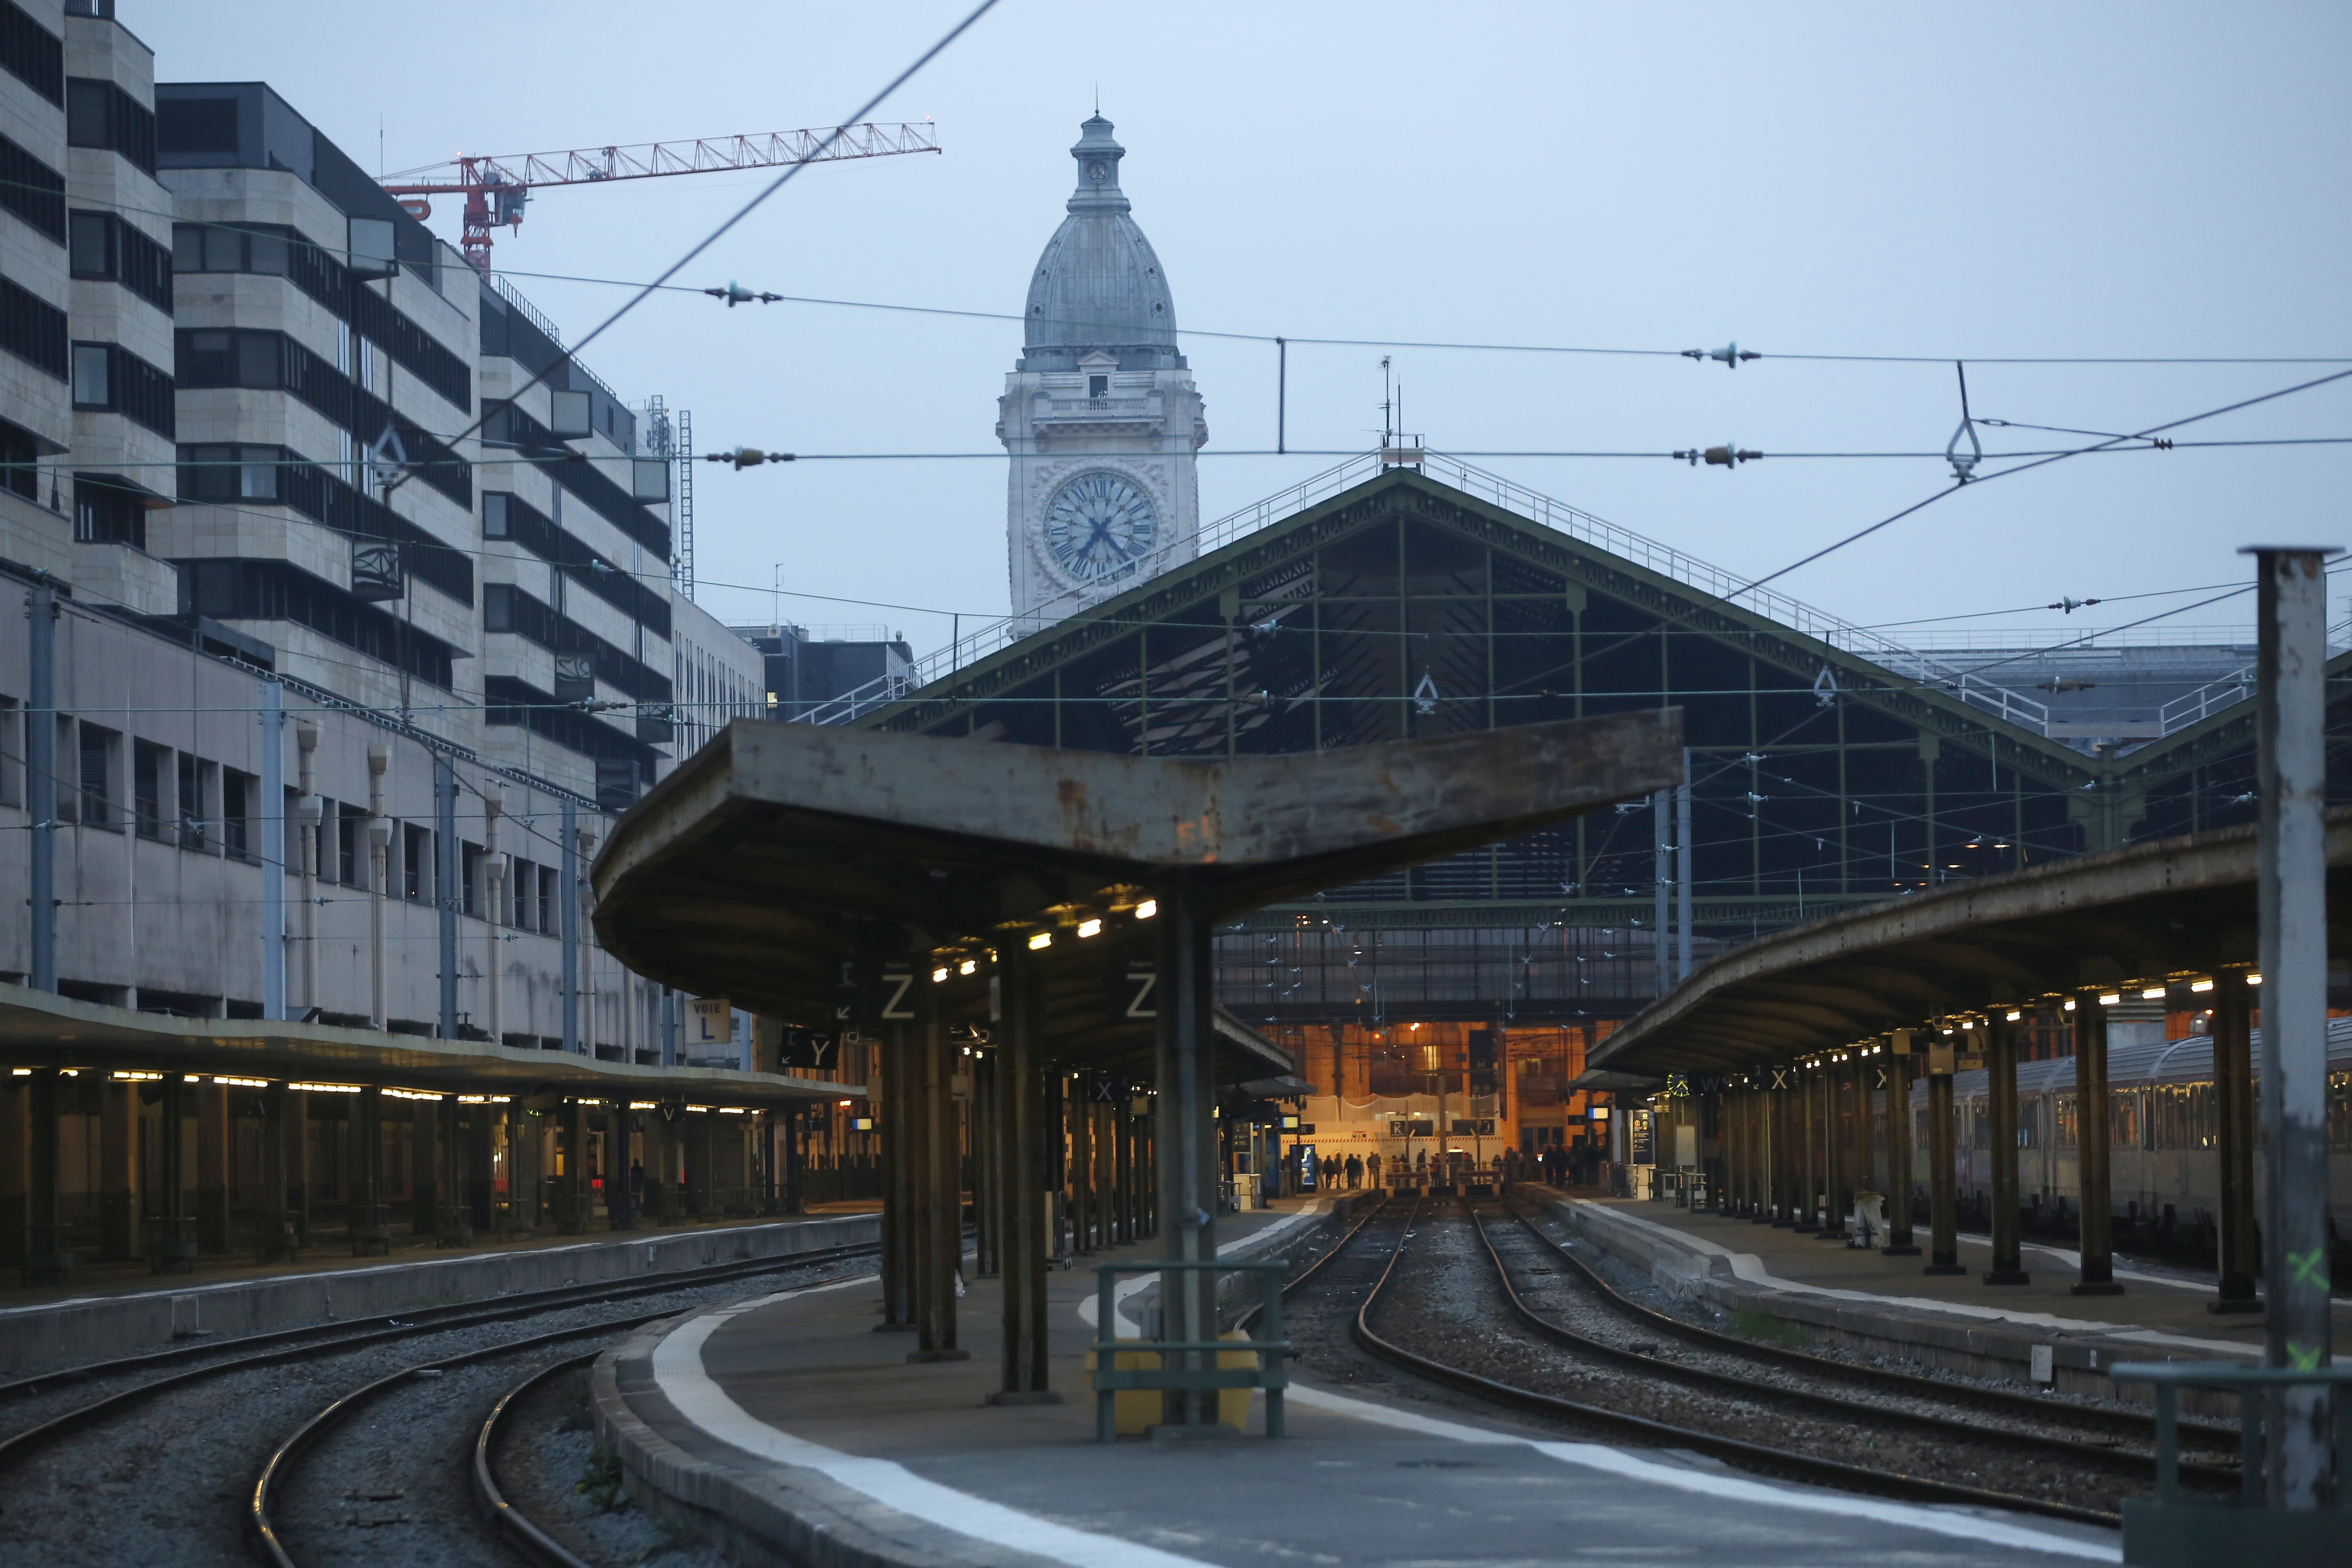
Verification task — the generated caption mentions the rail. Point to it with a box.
[1091,1257,1290,1439]
[800,451,2055,734]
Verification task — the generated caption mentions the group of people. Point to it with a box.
[1288,1143,1601,1193]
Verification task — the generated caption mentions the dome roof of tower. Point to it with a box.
[1020,115,1181,371]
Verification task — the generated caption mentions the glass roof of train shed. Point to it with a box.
[842,461,2350,1026]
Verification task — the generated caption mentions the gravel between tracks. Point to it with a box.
[1484,1210,2207,1463]
[491,1364,731,1568]
[0,1253,878,1568]
[1518,1200,2194,1422]
[1372,1204,2144,1517]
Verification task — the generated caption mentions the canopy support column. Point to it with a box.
[2212,971,2261,1312]
[988,948,1057,1404]
[1924,1039,1964,1275]
[1984,1019,2029,1285]
[1884,1032,1920,1255]
[2071,998,2122,1295]
[1154,877,1221,1430]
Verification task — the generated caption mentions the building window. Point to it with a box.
[68,210,108,276]
[403,821,431,901]
[338,802,364,885]
[67,211,172,314]
[0,416,40,503]
[540,865,560,935]
[132,739,165,840]
[176,443,281,503]
[65,77,156,175]
[461,841,484,918]
[222,769,253,860]
[507,855,533,930]
[73,477,144,549]
[1,4,66,108]
[176,753,208,851]
[1088,374,1109,398]
[69,342,174,436]
[0,132,66,242]
[0,698,20,808]
[71,342,108,407]
[78,722,116,828]
[0,273,68,381]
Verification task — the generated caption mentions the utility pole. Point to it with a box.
[483,785,504,1047]
[435,755,458,1039]
[26,578,56,992]
[295,722,319,1013]
[2247,543,2336,1508]
[366,746,389,1030]
[561,800,579,1053]
[1676,750,1693,982]
[1651,789,1671,994]
[260,681,286,1020]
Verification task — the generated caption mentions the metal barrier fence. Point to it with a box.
[2111,1359,2352,1566]
[1091,1258,1291,1440]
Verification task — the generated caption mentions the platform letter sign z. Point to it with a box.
[1124,963,1157,1021]
[878,967,916,1022]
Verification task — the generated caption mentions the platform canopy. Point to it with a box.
[591,710,1684,1069]
[0,987,847,1105]
[1582,808,2352,1080]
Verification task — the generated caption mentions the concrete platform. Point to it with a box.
[0,1209,878,1374]
[1535,1189,2352,1414]
[595,1197,2120,1567]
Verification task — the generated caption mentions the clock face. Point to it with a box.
[1042,472,1158,583]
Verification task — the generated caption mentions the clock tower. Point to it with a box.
[1000,115,1207,623]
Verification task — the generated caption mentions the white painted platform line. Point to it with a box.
[1569,1200,2257,1357]
[654,1295,1215,1568]
[1280,1384,2121,1564]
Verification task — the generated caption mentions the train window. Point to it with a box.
[2109,1089,2141,1150]
[2330,1074,2352,1151]
[2054,1093,2078,1150]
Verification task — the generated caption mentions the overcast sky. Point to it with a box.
[132,2,2352,657]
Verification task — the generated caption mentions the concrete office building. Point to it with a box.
[0,3,766,1042]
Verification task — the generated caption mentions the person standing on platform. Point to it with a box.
[1368,1151,1382,1189]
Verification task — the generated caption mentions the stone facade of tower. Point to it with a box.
[999,116,1207,623]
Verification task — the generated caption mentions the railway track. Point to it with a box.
[250,1262,868,1568]
[1307,1196,2233,1528]
[0,1236,884,1567]
[1502,1199,2241,1454]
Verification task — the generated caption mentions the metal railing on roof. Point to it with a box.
[802,451,2064,732]
[487,274,628,430]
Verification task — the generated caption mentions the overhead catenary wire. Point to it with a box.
[480,263,2352,367]
[13,172,2350,370]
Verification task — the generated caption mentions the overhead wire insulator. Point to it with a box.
[704,282,784,307]
[708,448,795,469]
[1674,445,1763,467]
[2048,596,2101,613]
[1946,361,1983,482]
[1682,341,1760,368]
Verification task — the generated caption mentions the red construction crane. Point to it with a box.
[380,122,940,271]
